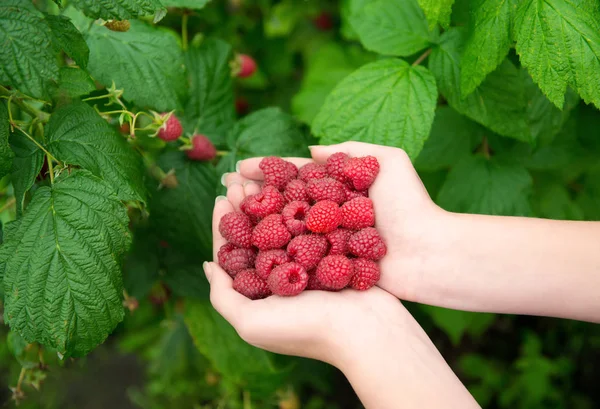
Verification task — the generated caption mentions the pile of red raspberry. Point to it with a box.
[218,153,386,299]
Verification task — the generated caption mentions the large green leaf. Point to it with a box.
[532,180,584,221]
[184,38,235,147]
[312,59,437,159]
[514,0,600,109]
[70,0,164,20]
[9,129,44,215]
[348,0,434,56]
[0,103,14,180]
[46,102,146,202]
[53,67,96,101]
[437,155,533,216]
[418,0,454,29]
[45,14,89,68]
[160,0,210,9]
[420,305,496,346]
[460,0,518,97]
[85,20,186,112]
[0,0,58,99]
[430,28,530,142]
[1,170,130,357]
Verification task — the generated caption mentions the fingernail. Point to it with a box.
[215,195,227,204]
[243,180,256,187]
[220,173,229,187]
[308,145,319,150]
[235,160,242,173]
[203,262,212,282]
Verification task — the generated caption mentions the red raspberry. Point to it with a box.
[343,156,380,190]
[241,185,285,219]
[157,113,182,141]
[298,163,327,182]
[340,197,375,229]
[326,152,349,182]
[187,134,216,161]
[233,269,271,300]
[325,228,353,255]
[252,214,292,250]
[286,161,299,179]
[306,200,341,233]
[217,243,257,276]
[316,255,354,290]
[286,234,328,270]
[307,178,345,204]
[350,259,380,291]
[255,249,291,280]
[235,97,249,115]
[343,182,368,201]
[284,179,309,202]
[281,201,311,236]
[218,212,253,248]
[306,273,327,291]
[237,54,257,78]
[267,262,308,296]
[259,157,297,190]
[312,11,333,31]
[348,227,387,260]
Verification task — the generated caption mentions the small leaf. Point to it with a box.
[0,103,15,180]
[70,0,165,20]
[418,0,455,30]
[0,0,58,99]
[53,67,96,101]
[45,14,89,68]
[421,305,496,345]
[46,102,146,202]
[437,155,533,216]
[160,0,210,9]
[533,180,584,221]
[1,170,130,356]
[312,59,437,159]
[264,0,303,38]
[9,129,44,215]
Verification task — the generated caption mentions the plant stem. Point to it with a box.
[47,154,55,184]
[16,368,26,393]
[82,94,111,103]
[14,125,59,164]
[0,197,16,213]
[412,48,432,66]
[0,85,50,123]
[182,13,189,51]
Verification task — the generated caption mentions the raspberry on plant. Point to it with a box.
[316,255,354,290]
[312,12,333,31]
[281,201,311,236]
[298,163,327,182]
[325,228,352,255]
[217,243,257,276]
[259,157,297,190]
[218,212,253,248]
[286,234,328,270]
[348,227,387,260]
[326,152,349,182]
[255,249,291,280]
[267,262,308,296]
[187,134,216,161]
[157,112,183,141]
[235,97,249,115]
[306,200,342,233]
[241,185,285,219]
[284,179,309,203]
[343,156,380,191]
[252,214,292,250]
[233,269,271,300]
[307,178,346,204]
[350,259,380,291]
[236,54,257,78]
[340,197,375,229]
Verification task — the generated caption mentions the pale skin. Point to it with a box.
[203,142,600,408]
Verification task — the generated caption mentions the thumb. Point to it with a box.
[309,141,407,163]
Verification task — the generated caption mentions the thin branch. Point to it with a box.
[412,48,432,66]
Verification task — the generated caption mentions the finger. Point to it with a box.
[309,142,406,163]
[222,172,249,188]
[243,180,262,196]
[237,157,314,181]
[212,196,234,260]
[204,262,250,326]
[226,181,246,211]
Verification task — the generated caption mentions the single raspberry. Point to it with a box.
[348,227,387,260]
[316,255,354,290]
[217,243,256,276]
[284,179,309,202]
[218,212,253,248]
[306,200,341,233]
[157,113,183,141]
[241,185,285,219]
[312,12,333,31]
[255,249,291,280]
[340,197,375,229]
[237,54,257,78]
[298,163,327,182]
[233,269,271,300]
[306,273,327,290]
[325,228,353,255]
[343,156,380,190]
[281,201,311,236]
[343,183,368,201]
[267,262,308,296]
[307,178,346,204]
[235,97,249,115]
[252,214,292,250]
[187,134,216,161]
[286,234,328,270]
[259,157,297,190]
[326,152,349,182]
[350,259,380,291]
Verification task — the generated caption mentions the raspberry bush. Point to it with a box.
[1,0,600,408]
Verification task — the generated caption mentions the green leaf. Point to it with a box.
[160,0,210,9]
[577,170,600,221]
[184,38,235,147]
[85,20,186,112]
[415,106,483,172]
[1,170,130,357]
[0,0,58,99]
[46,102,146,203]
[421,305,496,345]
[418,0,455,30]
[264,0,303,38]
[162,248,208,299]
[45,14,89,68]
[340,0,368,40]
[514,0,600,109]
[0,103,14,180]
[437,155,533,216]
[7,331,40,369]
[430,28,530,142]
[460,0,518,97]
[312,59,437,159]
[52,67,96,101]
[532,181,584,221]
[122,229,160,300]
[348,0,434,56]
[70,0,164,20]
[9,129,44,215]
